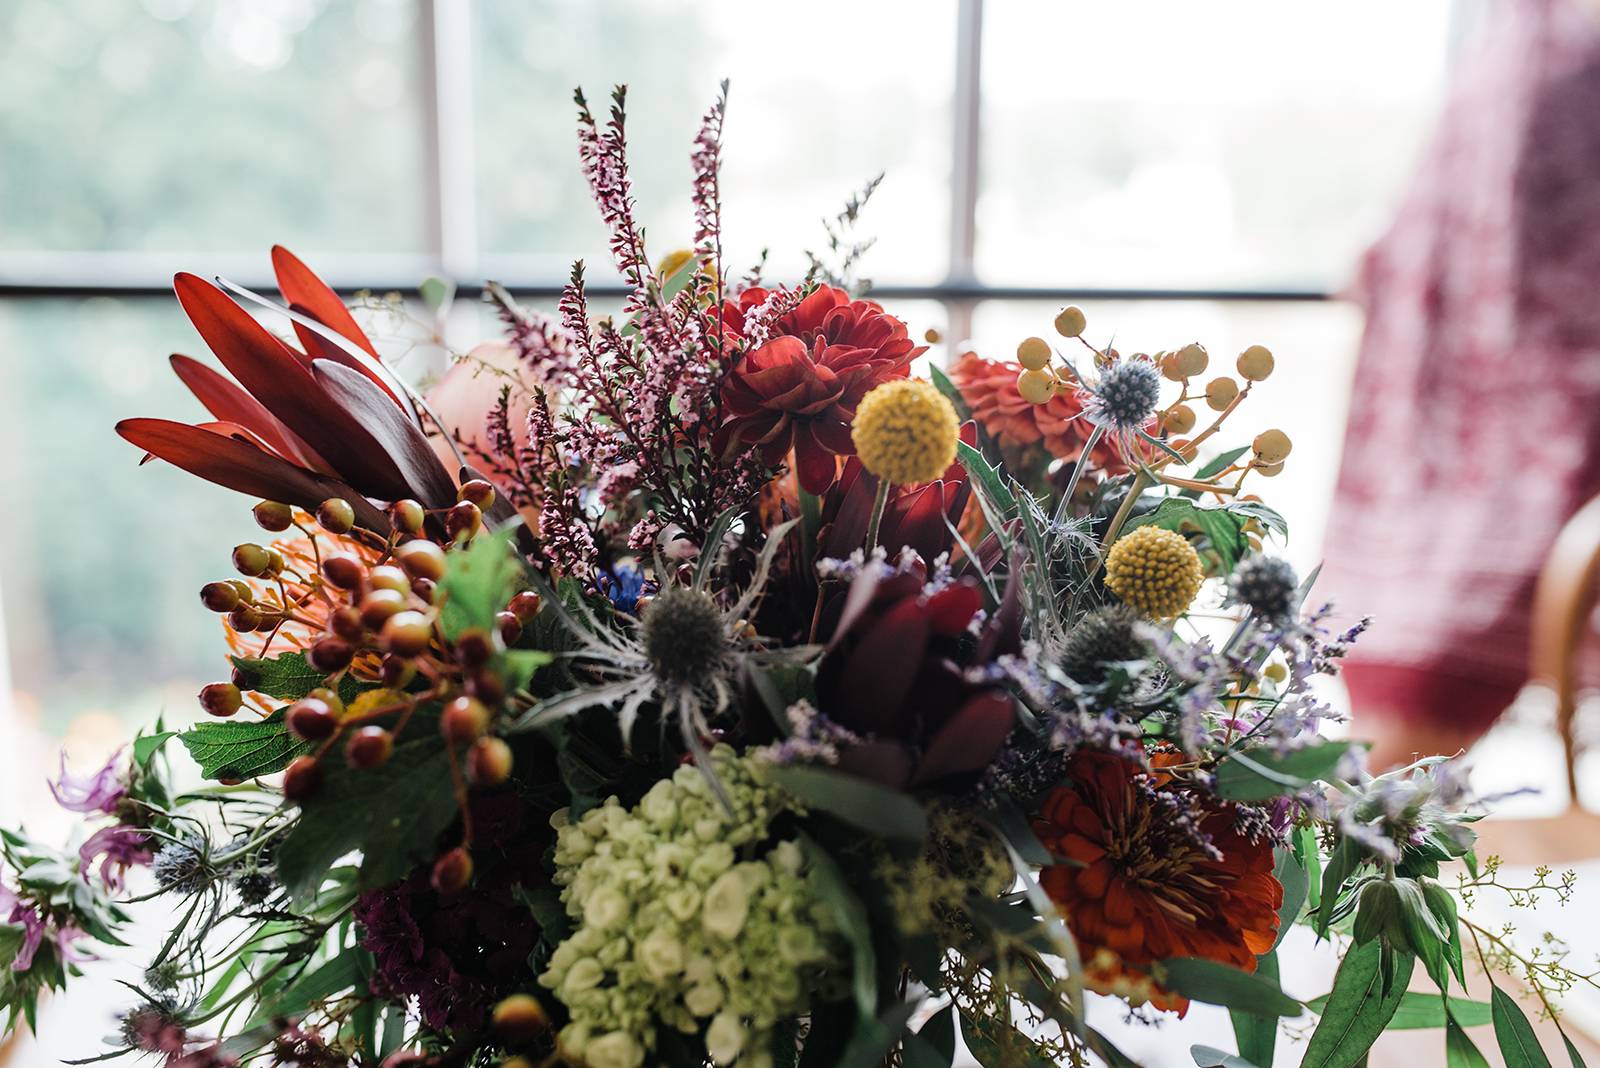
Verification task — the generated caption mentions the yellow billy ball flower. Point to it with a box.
[852,379,961,485]
[1103,525,1205,619]
[657,248,696,279]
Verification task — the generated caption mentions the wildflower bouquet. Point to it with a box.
[0,85,1582,1068]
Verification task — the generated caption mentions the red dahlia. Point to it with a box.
[717,285,924,493]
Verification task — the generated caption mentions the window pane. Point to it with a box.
[0,0,427,253]
[475,0,955,284]
[977,2,1455,289]
[968,299,1362,574]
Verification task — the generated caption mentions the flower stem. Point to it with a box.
[864,477,891,552]
[1097,469,1152,561]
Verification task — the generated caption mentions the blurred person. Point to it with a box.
[1323,0,1600,768]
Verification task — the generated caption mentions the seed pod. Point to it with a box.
[288,698,338,741]
[1016,368,1055,405]
[470,670,507,706]
[496,611,522,646]
[307,686,345,719]
[317,498,356,534]
[232,543,272,578]
[345,726,394,769]
[467,737,514,787]
[441,696,491,744]
[383,611,433,657]
[1054,305,1086,338]
[492,993,549,1043]
[1016,336,1052,372]
[431,847,473,895]
[360,588,409,631]
[199,683,242,718]
[508,590,542,622]
[229,604,264,633]
[282,756,322,801]
[329,606,366,642]
[395,540,447,582]
[388,499,425,535]
[307,636,354,673]
[200,581,242,613]
[253,500,294,532]
[1252,428,1292,465]
[1161,405,1197,435]
[447,500,482,541]
[321,554,365,591]
[1173,342,1209,378]
[380,654,417,688]
[456,628,494,668]
[459,479,496,508]
[367,565,411,594]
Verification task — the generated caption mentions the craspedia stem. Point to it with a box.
[864,477,891,552]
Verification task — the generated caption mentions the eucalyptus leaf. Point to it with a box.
[798,833,876,1020]
[1193,1046,1262,1068]
[1214,742,1354,801]
[1232,951,1280,1065]
[1447,1015,1493,1068]
[767,766,927,842]
[1306,992,1491,1030]
[1492,985,1554,1068]
[1158,957,1301,1018]
[1271,846,1308,951]
[1302,940,1415,1068]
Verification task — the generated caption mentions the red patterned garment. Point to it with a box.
[1323,0,1600,737]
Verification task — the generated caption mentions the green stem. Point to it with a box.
[864,477,892,553]
[1097,468,1152,563]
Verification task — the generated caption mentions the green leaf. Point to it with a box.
[1271,846,1308,951]
[1124,497,1253,572]
[436,528,522,639]
[274,731,457,906]
[929,364,972,423]
[1158,957,1302,1018]
[798,833,876,1020]
[1307,992,1491,1030]
[1315,838,1363,939]
[419,276,454,315]
[1214,742,1355,801]
[1232,951,1280,1065]
[961,1012,1055,1067]
[767,766,927,842]
[178,710,311,781]
[904,1005,955,1068]
[1193,1046,1262,1068]
[1562,1029,1589,1068]
[1193,446,1251,482]
[987,799,1053,867]
[1303,940,1416,1068]
[838,1001,921,1068]
[245,948,366,1029]
[1447,1014,1493,1068]
[1492,985,1554,1068]
[230,651,356,704]
[132,731,176,767]
[956,438,1020,537]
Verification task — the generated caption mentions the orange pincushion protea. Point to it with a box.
[1032,750,1281,1014]
[949,352,1124,472]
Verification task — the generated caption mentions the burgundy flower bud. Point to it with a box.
[307,636,354,673]
[467,737,514,787]
[395,540,447,582]
[253,500,294,532]
[282,756,321,801]
[430,846,473,895]
[382,611,433,658]
[288,698,338,741]
[345,726,394,769]
[321,554,365,590]
[440,696,489,744]
[469,670,506,706]
[458,479,496,509]
[317,497,356,535]
[200,581,241,613]
[388,499,425,535]
[360,589,408,631]
[199,682,242,718]
[446,500,482,541]
[232,543,272,577]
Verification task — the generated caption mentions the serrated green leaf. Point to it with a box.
[767,766,926,842]
[1492,985,1554,1068]
[1124,497,1255,572]
[274,731,456,906]
[436,528,522,639]
[178,710,311,781]
[1303,940,1415,1068]
[1158,957,1302,1017]
[1214,742,1354,801]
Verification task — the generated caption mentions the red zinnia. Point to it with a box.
[1032,750,1282,1014]
[717,285,924,493]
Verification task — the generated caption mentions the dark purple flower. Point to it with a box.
[80,825,154,891]
[49,747,128,815]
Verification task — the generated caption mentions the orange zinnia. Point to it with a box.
[949,351,1125,471]
[1032,750,1282,1014]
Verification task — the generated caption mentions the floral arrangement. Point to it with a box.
[1,84,1589,1068]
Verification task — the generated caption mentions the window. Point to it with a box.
[0,0,1458,738]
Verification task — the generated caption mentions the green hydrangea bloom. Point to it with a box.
[540,746,845,1068]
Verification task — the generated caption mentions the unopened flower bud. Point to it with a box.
[395,540,447,582]
[388,499,425,535]
[321,554,365,591]
[459,479,496,509]
[288,697,338,741]
[345,726,393,769]
[282,756,321,801]
[468,737,514,787]
[441,696,490,744]
[253,500,294,532]
[200,581,241,613]
[232,543,272,578]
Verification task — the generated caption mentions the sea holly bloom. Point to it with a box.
[949,351,1124,471]
[717,285,924,494]
[1032,750,1282,1014]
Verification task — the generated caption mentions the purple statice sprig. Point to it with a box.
[755,701,863,767]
